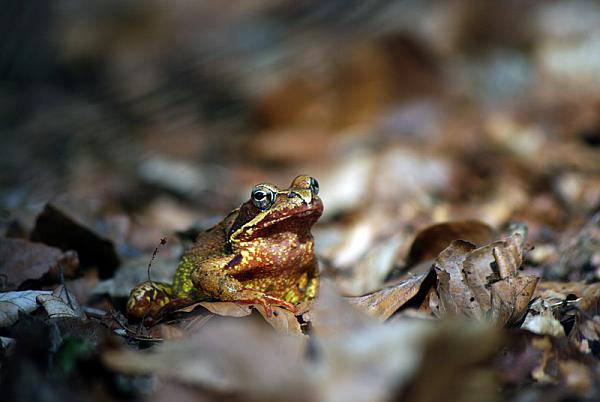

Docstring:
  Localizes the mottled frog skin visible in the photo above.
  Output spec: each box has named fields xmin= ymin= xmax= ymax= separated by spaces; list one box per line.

xmin=127 ymin=175 xmax=323 ymax=320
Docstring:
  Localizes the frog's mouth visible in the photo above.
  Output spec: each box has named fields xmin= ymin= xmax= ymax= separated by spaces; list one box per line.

xmin=258 ymin=202 xmax=321 ymax=229
xmin=234 ymin=198 xmax=323 ymax=240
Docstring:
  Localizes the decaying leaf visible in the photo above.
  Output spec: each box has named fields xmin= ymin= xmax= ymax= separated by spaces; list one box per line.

xmin=347 ymin=269 xmax=432 ymax=320
xmin=432 ymin=240 xmax=480 ymax=318
xmin=532 ymin=281 xmax=600 ymax=356
xmin=255 ymin=305 xmax=303 ymax=335
xmin=406 ymin=220 xmax=496 ymax=267
xmin=431 ymin=223 xmax=538 ymax=325
xmin=103 ymin=317 xmax=311 ymax=400
xmin=311 ymin=282 xmax=502 ymax=402
xmin=37 ymin=285 xmax=86 ymax=320
xmin=0 ymin=237 xmax=79 ymax=291
xmin=0 ymin=290 xmax=52 ymax=327
xmin=173 ymin=300 xmax=304 ymax=335
xmin=343 ymin=223 xmax=537 ymax=325
xmin=106 ymin=281 xmax=503 ymax=402
xmin=192 ymin=301 xmax=253 ymax=317
xmin=490 ymin=276 xmax=538 ymax=325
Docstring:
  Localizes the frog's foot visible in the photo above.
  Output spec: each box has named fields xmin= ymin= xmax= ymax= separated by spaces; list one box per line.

xmin=127 ymin=281 xmax=173 ymax=320
xmin=234 ymin=292 xmax=297 ymax=317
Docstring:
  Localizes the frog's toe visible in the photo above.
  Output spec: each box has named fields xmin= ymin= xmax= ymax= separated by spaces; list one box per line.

xmin=263 ymin=294 xmax=297 ymax=314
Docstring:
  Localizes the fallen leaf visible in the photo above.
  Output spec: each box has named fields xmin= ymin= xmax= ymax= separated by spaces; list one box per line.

xmin=0 ymin=290 xmax=52 ymax=327
xmin=490 ymin=276 xmax=538 ymax=325
xmin=346 ymin=269 xmax=433 ymax=320
xmin=37 ymin=285 xmax=86 ymax=320
xmin=433 ymin=240 xmax=480 ymax=319
xmin=0 ymin=237 xmax=79 ymax=291
xmin=103 ymin=317 xmax=311 ymax=400
xmin=533 ymin=281 xmax=600 ymax=356
xmin=406 ymin=220 xmax=496 ymax=267
xmin=193 ymin=301 xmax=253 ymax=317
xmin=430 ymin=223 xmax=538 ymax=325
xmin=255 ymin=305 xmax=303 ymax=335
xmin=177 ymin=301 xmax=303 ymax=335
xmin=310 ymin=282 xmax=502 ymax=402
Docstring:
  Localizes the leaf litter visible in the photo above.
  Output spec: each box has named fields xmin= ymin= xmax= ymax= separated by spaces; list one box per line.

xmin=2 ymin=2 xmax=600 ymax=402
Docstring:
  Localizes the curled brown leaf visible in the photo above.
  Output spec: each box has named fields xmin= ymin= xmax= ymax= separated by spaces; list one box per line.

xmin=430 ymin=223 xmax=537 ymax=325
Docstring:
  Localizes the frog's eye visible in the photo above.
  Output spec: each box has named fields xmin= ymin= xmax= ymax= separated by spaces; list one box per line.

xmin=251 ymin=186 xmax=275 ymax=210
xmin=309 ymin=177 xmax=319 ymax=195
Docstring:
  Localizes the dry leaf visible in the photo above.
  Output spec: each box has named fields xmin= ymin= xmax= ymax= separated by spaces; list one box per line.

xmin=255 ymin=305 xmax=303 ymax=335
xmin=406 ymin=220 xmax=496 ymax=267
xmin=533 ymin=281 xmax=600 ymax=356
xmin=430 ymin=223 xmax=538 ymax=325
xmin=0 ymin=237 xmax=79 ymax=291
xmin=433 ymin=240 xmax=480 ymax=318
xmin=311 ymin=282 xmax=502 ymax=402
xmin=490 ymin=276 xmax=538 ymax=325
xmin=37 ymin=285 xmax=86 ymax=319
xmin=103 ymin=317 xmax=311 ymax=400
xmin=175 ymin=301 xmax=302 ymax=335
xmin=346 ymin=269 xmax=432 ymax=320
xmin=310 ymin=281 xmax=436 ymax=402
xmin=0 ymin=290 xmax=52 ymax=327
xmin=192 ymin=301 xmax=253 ymax=317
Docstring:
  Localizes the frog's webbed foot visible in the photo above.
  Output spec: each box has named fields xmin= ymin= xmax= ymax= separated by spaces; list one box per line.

xmin=127 ymin=281 xmax=174 ymax=320
xmin=230 ymin=290 xmax=297 ymax=317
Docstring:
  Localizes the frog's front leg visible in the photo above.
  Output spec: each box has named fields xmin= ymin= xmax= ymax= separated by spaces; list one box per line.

xmin=190 ymin=255 xmax=296 ymax=316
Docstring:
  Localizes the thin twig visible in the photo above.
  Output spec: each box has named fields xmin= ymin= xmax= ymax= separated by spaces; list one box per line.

xmin=140 ymin=237 xmax=168 ymax=332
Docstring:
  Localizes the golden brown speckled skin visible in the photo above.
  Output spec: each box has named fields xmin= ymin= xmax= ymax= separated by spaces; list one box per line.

xmin=127 ymin=175 xmax=323 ymax=320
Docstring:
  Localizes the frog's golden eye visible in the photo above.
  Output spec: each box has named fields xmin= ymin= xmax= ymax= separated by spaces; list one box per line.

xmin=309 ymin=177 xmax=319 ymax=195
xmin=251 ymin=186 xmax=276 ymax=210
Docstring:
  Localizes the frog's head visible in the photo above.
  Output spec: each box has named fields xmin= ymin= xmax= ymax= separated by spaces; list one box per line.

xmin=228 ymin=175 xmax=323 ymax=243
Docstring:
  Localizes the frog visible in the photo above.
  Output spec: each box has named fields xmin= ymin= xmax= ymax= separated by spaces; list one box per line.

xmin=126 ymin=175 xmax=323 ymax=321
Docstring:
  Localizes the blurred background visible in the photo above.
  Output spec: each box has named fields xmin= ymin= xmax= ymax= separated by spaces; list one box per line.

xmin=1 ymin=0 xmax=600 ymax=292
